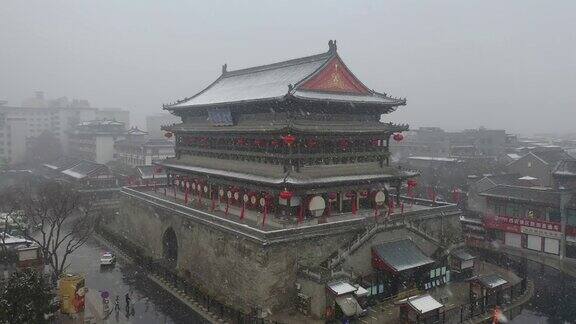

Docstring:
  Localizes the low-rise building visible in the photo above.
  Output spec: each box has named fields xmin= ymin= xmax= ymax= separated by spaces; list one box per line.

xmin=506 ymin=147 xmax=573 ymax=187
xmin=114 ymin=128 xmax=174 ymax=167
xmin=68 ymin=119 xmax=126 ymax=164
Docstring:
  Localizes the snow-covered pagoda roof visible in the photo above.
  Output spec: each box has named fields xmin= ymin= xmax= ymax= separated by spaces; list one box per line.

xmin=164 ymin=40 xmax=406 ymax=111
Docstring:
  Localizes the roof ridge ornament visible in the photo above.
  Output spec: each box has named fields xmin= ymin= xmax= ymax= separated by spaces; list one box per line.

xmin=328 ymin=40 xmax=337 ymax=53
xmin=222 ymin=63 xmax=228 ymax=75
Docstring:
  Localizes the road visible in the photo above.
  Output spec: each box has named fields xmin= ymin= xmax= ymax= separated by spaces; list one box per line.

xmin=64 ymin=234 xmax=208 ymax=324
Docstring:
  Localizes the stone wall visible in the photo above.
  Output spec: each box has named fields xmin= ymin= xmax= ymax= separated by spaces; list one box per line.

xmin=103 ymin=193 xmax=359 ymax=314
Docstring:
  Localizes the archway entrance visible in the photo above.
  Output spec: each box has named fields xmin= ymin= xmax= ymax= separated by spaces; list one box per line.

xmin=162 ymin=227 xmax=178 ymax=266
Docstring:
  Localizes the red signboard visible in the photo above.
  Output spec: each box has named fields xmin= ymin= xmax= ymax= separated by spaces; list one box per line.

xmin=483 ymin=214 xmax=562 ymax=233
xmin=483 ymin=215 xmax=521 ymax=233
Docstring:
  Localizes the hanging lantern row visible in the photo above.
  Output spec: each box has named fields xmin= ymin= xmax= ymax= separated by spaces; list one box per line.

xmin=177 ymin=134 xmax=392 ymax=149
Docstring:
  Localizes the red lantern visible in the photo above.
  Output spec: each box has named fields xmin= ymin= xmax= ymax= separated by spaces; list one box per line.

xmin=345 ymin=191 xmax=356 ymax=199
xmin=164 ymin=132 xmax=173 ymax=139
xmin=407 ymin=179 xmax=417 ymax=188
xmin=328 ymin=192 xmax=337 ymax=200
xmin=279 ymin=190 xmax=293 ymax=200
xmin=393 ymin=133 xmax=404 ymax=141
xmin=237 ymin=138 xmax=246 ymax=145
xmin=370 ymin=139 xmax=380 ymax=146
xmin=282 ymin=134 xmax=296 ymax=146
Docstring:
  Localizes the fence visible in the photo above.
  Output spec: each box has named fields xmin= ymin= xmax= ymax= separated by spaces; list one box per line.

xmin=96 ymin=227 xmax=279 ymax=324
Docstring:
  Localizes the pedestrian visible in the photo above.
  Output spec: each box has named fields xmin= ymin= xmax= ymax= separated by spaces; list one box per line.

xmin=114 ymin=295 xmax=120 ymax=311
xmin=125 ymin=292 xmax=131 ymax=308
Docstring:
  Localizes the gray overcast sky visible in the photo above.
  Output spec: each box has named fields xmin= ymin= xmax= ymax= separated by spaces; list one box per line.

xmin=1 ymin=0 xmax=575 ymax=134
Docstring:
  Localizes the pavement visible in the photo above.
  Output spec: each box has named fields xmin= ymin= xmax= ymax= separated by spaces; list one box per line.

xmin=54 ymin=233 xmax=209 ymax=324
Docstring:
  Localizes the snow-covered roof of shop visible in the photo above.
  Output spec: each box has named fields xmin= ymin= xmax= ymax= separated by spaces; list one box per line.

xmin=477 ymin=274 xmax=508 ymax=289
xmin=406 ymin=294 xmax=443 ymax=314
xmin=452 ymin=249 xmax=475 ymax=261
xmin=506 ymin=153 xmax=522 ymax=160
xmin=61 ymin=160 xmax=106 ymax=179
xmin=518 ymin=176 xmax=538 ymax=181
xmin=43 ymin=156 xmax=82 ymax=171
xmin=372 ymin=239 xmax=434 ymax=272
xmin=328 ymin=281 xmax=357 ymax=296
xmin=408 ymin=156 xmax=459 ymax=162
xmin=165 ymin=41 xmax=405 ymax=110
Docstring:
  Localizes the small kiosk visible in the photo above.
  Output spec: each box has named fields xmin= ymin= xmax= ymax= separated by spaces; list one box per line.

xmin=450 ymin=249 xmax=476 ymax=280
xmin=469 ymin=274 xmax=509 ymax=308
xmin=371 ymin=239 xmax=435 ymax=298
xmin=399 ymin=294 xmax=444 ymax=324
xmin=326 ymin=281 xmax=365 ymax=320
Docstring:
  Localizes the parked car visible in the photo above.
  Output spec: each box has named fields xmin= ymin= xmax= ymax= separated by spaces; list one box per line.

xmin=100 ymin=252 xmax=116 ymax=266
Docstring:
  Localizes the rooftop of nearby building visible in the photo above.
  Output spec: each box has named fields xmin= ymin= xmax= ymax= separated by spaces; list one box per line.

xmin=553 ymin=159 xmax=576 ymax=177
xmin=479 ymin=185 xmax=560 ymax=206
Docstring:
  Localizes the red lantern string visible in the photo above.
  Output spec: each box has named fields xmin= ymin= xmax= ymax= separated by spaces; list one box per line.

xmin=388 ymin=198 xmax=395 ymax=218
xmin=184 ymin=181 xmax=189 ymax=204
xmin=240 ymin=202 xmax=246 ymax=220
xmin=374 ymin=204 xmax=379 ymax=219
xmin=262 ymin=201 xmax=268 ymax=228
xmin=298 ymin=197 xmax=307 ymax=224
xmin=225 ymin=198 xmax=229 ymax=215
xmin=351 ymin=196 xmax=358 ymax=215
xmin=211 ymin=194 xmax=216 ymax=212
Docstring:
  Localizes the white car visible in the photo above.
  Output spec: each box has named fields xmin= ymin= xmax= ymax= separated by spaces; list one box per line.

xmin=100 ymin=252 xmax=116 ymax=266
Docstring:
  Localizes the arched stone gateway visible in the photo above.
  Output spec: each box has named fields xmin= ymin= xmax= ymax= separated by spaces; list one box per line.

xmin=162 ymin=227 xmax=178 ymax=266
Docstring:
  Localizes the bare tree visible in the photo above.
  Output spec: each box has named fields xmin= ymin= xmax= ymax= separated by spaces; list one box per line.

xmin=2 ymin=181 xmax=101 ymax=281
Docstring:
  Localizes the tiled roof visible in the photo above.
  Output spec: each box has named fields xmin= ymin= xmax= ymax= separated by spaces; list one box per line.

xmin=165 ymin=42 xmax=405 ymax=110
xmin=372 ymin=239 xmax=434 ymax=272
xmin=158 ymin=156 xmax=413 ymax=186
xmin=43 ymin=156 xmax=81 ymax=171
xmin=532 ymin=149 xmax=573 ymax=165
xmin=61 ymin=160 xmax=108 ymax=179
xmin=553 ymin=159 xmax=576 ymax=177
xmin=479 ymin=185 xmax=560 ymax=206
